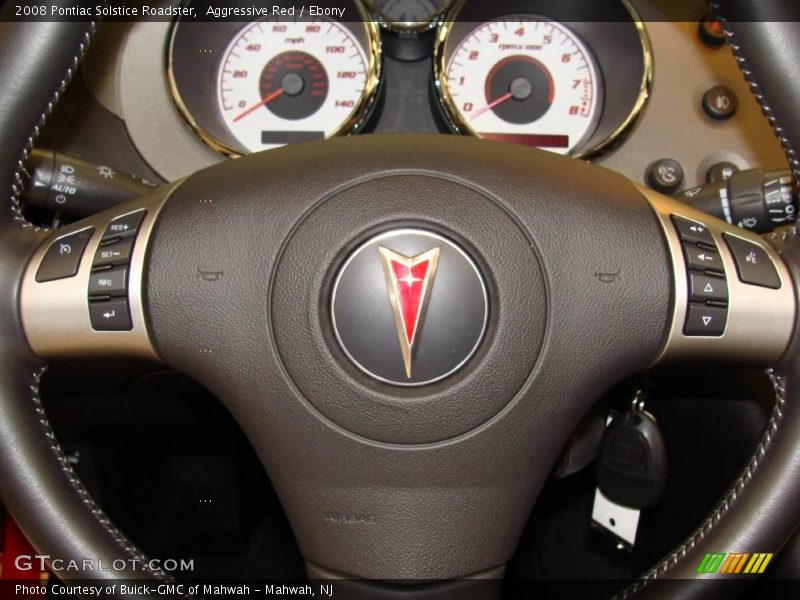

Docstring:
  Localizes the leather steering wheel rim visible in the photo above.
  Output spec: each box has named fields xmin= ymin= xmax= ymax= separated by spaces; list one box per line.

xmin=0 ymin=19 xmax=173 ymax=584
xmin=0 ymin=4 xmax=799 ymax=599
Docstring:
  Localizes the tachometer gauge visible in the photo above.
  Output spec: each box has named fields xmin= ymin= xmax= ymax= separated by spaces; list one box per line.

xmin=218 ymin=19 xmax=377 ymax=153
xmin=438 ymin=16 xmax=602 ymax=155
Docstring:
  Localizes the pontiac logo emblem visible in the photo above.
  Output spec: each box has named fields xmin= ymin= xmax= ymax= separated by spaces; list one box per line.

xmin=331 ymin=229 xmax=487 ymax=387
xmin=378 ymin=247 xmax=441 ymax=378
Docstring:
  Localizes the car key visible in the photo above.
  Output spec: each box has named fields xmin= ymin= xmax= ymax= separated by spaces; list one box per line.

xmin=591 ymin=391 xmax=667 ymax=549
xmin=596 ymin=393 xmax=668 ymax=509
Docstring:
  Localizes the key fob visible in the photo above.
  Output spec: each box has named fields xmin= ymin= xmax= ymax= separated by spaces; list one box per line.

xmin=596 ymin=409 xmax=667 ymax=509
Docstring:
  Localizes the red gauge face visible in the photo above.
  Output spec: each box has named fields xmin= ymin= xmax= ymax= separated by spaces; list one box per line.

xmin=445 ymin=16 xmax=603 ymax=155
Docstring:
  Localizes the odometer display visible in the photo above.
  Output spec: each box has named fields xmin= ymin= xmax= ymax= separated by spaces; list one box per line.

xmin=218 ymin=19 xmax=373 ymax=153
xmin=442 ymin=17 xmax=603 ymax=155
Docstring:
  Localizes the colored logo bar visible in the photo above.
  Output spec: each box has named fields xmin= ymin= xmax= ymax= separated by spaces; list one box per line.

xmin=697 ymin=552 xmax=773 ymax=575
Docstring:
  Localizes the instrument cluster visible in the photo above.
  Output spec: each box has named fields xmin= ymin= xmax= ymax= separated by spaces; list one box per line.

xmin=168 ymin=0 xmax=651 ymax=159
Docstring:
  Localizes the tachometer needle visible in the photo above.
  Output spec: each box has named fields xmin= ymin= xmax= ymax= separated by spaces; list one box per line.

xmin=233 ymin=88 xmax=286 ymax=123
xmin=468 ymin=91 xmax=514 ymax=122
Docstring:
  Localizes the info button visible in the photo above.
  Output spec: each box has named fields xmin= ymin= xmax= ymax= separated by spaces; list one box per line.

xmin=88 ymin=266 xmax=128 ymax=297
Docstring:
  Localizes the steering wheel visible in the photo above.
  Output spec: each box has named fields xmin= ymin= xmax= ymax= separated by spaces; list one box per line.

xmin=2 ymin=3 xmax=800 ymax=599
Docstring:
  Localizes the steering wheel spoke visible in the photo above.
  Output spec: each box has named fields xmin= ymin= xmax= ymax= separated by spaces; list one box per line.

xmin=19 ymin=185 xmax=175 ymax=361
xmin=643 ymin=188 xmax=796 ymax=365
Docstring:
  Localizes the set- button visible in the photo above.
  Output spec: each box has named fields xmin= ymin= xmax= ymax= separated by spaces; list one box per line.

xmin=88 ymin=209 xmax=146 ymax=331
xmin=671 ymin=216 xmax=728 ymax=337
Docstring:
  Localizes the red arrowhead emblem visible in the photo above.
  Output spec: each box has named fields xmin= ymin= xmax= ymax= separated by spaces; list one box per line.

xmin=378 ymin=246 xmax=441 ymax=379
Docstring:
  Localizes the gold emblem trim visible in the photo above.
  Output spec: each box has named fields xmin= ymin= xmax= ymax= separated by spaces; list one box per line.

xmin=378 ymin=246 xmax=441 ymax=378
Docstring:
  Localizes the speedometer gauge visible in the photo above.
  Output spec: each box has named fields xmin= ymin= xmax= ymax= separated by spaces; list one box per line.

xmin=218 ymin=19 xmax=375 ymax=153
xmin=168 ymin=8 xmax=381 ymax=158
xmin=439 ymin=17 xmax=602 ymax=155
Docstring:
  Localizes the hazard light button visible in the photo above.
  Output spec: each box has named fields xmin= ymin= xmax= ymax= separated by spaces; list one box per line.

xmin=685 ymin=303 xmax=727 ymax=337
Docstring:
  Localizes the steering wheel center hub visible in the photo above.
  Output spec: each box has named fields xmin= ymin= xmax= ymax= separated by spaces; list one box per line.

xmin=268 ymin=171 xmax=547 ymax=445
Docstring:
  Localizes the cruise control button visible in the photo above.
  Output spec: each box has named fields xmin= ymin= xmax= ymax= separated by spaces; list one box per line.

xmin=689 ymin=273 xmax=728 ymax=303
xmin=672 ymin=216 xmax=715 ymax=246
xmin=683 ymin=243 xmax=724 ymax=273
xmin=685 ymin=303 xmax=727 ymax=336
xmin=35 ymin=228 xmax=94 ymax=283
xmin=103 ymin=210 xmax=146 ymax=240
xmin=723 ymin=234 xmax=781 ymax=289
xmin=93 ymin=237 xmax=134 ymax=267
xmin=89 ymin=298 xmax=132 ymax=331
xmin=88 ymin=266 xmax=128 ymax=297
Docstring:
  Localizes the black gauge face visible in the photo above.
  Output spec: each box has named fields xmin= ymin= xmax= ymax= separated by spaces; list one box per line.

xmin=258 ymin=51 xmax=330 ymax=121
xmin=484 ymin=56 xmax=554 ymax=125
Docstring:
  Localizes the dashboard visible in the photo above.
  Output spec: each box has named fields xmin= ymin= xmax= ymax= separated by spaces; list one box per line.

xmin=77 ymin=0 xmax=788 ymax=191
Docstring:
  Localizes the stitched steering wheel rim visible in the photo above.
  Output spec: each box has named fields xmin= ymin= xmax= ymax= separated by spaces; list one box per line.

xmin=0 ymin=8 xmax=799 ymax=600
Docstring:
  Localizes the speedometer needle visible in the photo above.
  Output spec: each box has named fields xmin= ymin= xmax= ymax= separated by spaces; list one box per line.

xmin=233 ymin=88 xmax=286 ymax=123
xmin=468 ymin=91 xmax=514 ymax=122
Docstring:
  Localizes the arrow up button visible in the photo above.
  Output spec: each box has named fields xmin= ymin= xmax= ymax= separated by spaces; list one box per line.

xmin=689 ymin=273 xmax=728 ymax=303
